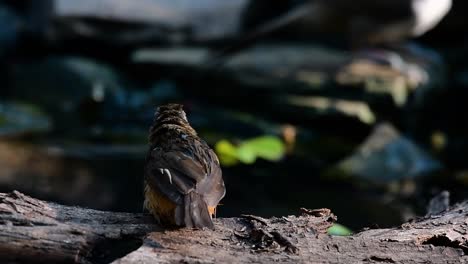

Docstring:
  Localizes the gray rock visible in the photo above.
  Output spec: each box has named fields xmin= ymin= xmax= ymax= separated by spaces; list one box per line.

xmin=426 ymin=190 xmax=450 ymax=216
xmin=9 ymin=56 xmax=125 ymax=112
xmin=335 ymin=123 xmax=442 ymax=182
xmin=54 ymin=0 xmax=248 ymax=43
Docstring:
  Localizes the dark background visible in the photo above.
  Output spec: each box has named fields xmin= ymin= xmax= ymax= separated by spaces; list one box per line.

xmin=0 ymin=0 xmax=467 ymax=231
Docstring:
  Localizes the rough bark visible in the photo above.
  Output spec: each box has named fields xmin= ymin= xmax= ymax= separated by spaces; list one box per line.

xmin=0 ymin=191 xmax=160 ymax=264
xmin=0 ymin=191 xmax=467 ymax=264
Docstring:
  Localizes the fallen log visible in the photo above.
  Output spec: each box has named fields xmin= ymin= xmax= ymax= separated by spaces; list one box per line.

xmin=0 ymin=191 xmax=466 ymax=264
xmin=0 ymin=191 xmax=159 ymax=264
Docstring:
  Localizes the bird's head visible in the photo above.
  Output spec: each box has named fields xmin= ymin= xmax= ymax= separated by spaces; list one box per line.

xmin=149 ymin=103 xmax=197 ymax=146
xmin=154 ymin=103 xmax=188 ymax=123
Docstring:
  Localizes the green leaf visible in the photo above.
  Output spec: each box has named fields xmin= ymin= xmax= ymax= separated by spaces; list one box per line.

xmin=241 ymin=136 xmax=285 ymax=161
xmin=215 ymin=140 xmax=239 ymax=166
xmin=214 ymin=135 xmax=285 ymax=166
xmin=236 ymin=144 xmax=257 ymax=164
xmin=328 ymin=223 xmax=352 ymax=236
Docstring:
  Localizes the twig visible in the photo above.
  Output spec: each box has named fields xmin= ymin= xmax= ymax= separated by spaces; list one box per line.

xmin=241 ymin=214 xmax=269 ymax=226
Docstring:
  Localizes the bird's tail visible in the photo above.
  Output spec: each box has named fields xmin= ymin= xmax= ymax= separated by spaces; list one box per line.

xmin=175 ymin=192 xmax=214 ymax=229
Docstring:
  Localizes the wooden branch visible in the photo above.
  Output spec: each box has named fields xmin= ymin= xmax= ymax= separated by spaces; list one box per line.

xmin=115 ymin=205 xmax=468 ymax=264
xmin=0 ymin=191 xmax=160 ymax=264
xmin=0 ymin=191 xmax=467 ymax=264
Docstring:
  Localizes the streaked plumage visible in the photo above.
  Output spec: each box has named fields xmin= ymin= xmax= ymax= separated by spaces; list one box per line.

xmin=143 ymin=104 xmax=225 ymax=229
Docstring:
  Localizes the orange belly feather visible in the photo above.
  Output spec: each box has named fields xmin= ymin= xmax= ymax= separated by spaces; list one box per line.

xmin=144 ymin=183 xmax=177 ymax=225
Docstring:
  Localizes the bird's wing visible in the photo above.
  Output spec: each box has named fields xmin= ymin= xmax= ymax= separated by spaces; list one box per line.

xmin=144 ymin=146 xmax=209 ymax=205
xmin=196 ymin=149 xmax=226 ymax=207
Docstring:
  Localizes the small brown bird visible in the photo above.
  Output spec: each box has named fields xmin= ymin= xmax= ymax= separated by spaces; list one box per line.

xmin=143 ymin=104 xmax=226 ymax=229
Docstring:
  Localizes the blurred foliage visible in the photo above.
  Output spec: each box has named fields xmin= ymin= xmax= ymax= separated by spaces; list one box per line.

xmin=0 ymin=102 xmax=51 ymax=137
xmin=215 ymin=136 xmax=285 ymax=166
xmin=328 ymin=223 xmax=353 ymax=236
